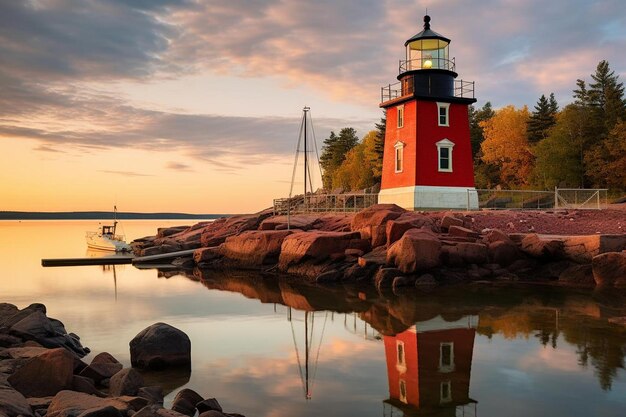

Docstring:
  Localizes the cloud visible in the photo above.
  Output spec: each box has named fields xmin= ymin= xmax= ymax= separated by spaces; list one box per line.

xmin=2 ymin=0 xmax=626 ymax=172
xmin=99 ymin=170 xmax=154 ymax=177
xmin=166 ymin=161 xmax=193 ymax=171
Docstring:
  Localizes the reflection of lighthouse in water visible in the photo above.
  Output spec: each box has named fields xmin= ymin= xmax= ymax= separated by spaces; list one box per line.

xmin=383 ymin=315 xmax=478 ymax=416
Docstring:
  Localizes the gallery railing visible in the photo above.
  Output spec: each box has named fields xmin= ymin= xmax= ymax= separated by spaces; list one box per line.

xmin=381 ymin=79 xmax=475 ymax=103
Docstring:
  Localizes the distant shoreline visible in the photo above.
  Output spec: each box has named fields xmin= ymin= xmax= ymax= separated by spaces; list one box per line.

xmin=0 ymin=211 xmax=229 ymax=220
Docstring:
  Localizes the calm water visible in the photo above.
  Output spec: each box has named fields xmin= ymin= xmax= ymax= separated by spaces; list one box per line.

xmin=1 ymin=220 xmax=626 ymax=417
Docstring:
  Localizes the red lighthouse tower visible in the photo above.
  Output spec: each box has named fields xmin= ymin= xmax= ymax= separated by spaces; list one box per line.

xmin=379 ymin=16 xmax=478 ymax=210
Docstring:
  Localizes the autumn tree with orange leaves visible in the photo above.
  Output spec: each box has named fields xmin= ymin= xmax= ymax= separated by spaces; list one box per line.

xmin=479 ymin=105 xmax=533 ymax=188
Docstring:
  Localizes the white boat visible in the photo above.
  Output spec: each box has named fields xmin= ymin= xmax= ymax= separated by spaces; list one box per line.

xmin=85 ymin=207 xmax=131 ymax=252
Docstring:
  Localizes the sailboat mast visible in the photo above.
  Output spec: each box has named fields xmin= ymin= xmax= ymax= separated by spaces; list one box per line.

xmin=303 ymin=106 xmax=310 ymax=209
xmin=305 ymin=311 xmax=310 ymax=399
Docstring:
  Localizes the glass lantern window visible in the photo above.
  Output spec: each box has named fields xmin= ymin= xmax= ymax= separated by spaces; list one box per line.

xmin=407 ymin=39 xmax=449 ymax=70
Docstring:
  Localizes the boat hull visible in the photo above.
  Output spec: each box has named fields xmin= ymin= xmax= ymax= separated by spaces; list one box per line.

xmin=86 ymin=232 xmax=131 ymax=252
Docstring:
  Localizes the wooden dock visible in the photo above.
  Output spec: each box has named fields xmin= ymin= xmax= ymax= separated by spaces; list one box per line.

xmin=42 ymin=256 xmax=134 ymax=267
xmin=131 ymin=249 xmax=196 ymax=264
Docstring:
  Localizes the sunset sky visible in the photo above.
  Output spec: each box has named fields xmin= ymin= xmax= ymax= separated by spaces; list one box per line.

xmin=1 ymin=0 xmax=625 ymax=214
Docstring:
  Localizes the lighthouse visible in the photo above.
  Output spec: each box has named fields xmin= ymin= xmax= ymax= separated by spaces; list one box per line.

xmin=378 ymin=15 xmax=478 ymax=210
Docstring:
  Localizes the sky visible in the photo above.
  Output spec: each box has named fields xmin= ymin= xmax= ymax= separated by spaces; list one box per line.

xmin=1 ymin=0 xmax=625 ymax=214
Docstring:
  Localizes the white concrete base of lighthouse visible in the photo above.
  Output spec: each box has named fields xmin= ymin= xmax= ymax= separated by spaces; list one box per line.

xmin=378 ymin=185 xmax=479 ymax=210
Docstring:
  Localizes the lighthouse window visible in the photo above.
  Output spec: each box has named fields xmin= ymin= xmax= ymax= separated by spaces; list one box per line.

xmin=394 ymin=141 xmax=405 ymax=173
xmin=439 ymin=342 xmax=455 ymax=372
xmin=436 ymin=139 xmax=455 ymax=173
xmin=397 ymin=105 xmax=404 ymax=128
xmin=440 ymin=381 xmax=452 ymax=403
xmin=399 ymin=380 xmax=408 ymax=403
xmin=437 ymin=102 xmax=450 ymax=127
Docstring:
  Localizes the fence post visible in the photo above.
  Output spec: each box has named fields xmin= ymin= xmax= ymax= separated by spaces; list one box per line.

xmin=554 ymin=187 xmax=558 ymax=209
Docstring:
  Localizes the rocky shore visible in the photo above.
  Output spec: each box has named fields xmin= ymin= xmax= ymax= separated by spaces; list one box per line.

xmin=0 ymin=303 xmax=243 ymax=417
xmin=131 ymin=204 xmax=626 ymax=290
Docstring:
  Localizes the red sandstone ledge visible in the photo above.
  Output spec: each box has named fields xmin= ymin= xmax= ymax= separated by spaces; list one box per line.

xmin=132 ymin=204 xmax=626 ymax=290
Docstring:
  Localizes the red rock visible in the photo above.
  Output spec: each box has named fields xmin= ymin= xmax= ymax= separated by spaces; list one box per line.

xmin=79 ymin=352 xmax=122 ymax=383
xmin=440 ymin=245 xmax=464 ymax=267
xmin=392 ymin=276 xmax=415 ymax=291
xmin=196 ymin=399 xmax=223 ymax=414
xmin=72 ymin=375 xmax=105 ymax=397
xmin=0 ymin=386 xmax=33 ymax=417
xmin=219 ymin=230 xmax=292 ymax=265
xmin=193 ymin=247 xmax=221 ymax=264
xmin=441 ymin=214 xmax=464 ymax=231
xmin=357 ymin=246 xmax=388 ymax=268
xmin=199 ymin=210 xmax=273 ymax=247
xmin=564 ymin=235 xmax=626 ymax=263
xmin=484 ymin=229 xmax=513 ymax=244
xmin=8 ymin=348 xmax=74 ymax=397
xmin=345 ymin=248 xmax=365 ymax=258
xmin=374 ymin=268 xmax=402 ymax=290
xmin=109 ymin=368 xmax=144 ymax=397
xmin=386 ymin=213 xmax=437 ymax=246
xmin=520 ymin=234 xmax=564 ymax=259
xmin=129 ymin=323 xmax=191 ymax=370
xmin=351 ymin=204 xmax=405 ymax=247
xmin=592 ymin=252 xmax=626 ymax=287
xmin=171 ymin=388 xmax=204 ymax=417
xmin=386 ymin=229 xmax=442 ymax=273
xmin=456 ymin=242 xmax=489 ymax=264
xmin=46 ymin=391 xmax=133 ymax=417
xmin=259 ymin=215 xmax=318 ymax=231
xmin=559 ymin=264 xmax=594 ymax=286
xmin=448 ymin=225 xmax=480 ymax=239
xmin=278 ymin=231 xmax=360 ymax=271
xmin=489 ymin=240 xmax=521 ymax=266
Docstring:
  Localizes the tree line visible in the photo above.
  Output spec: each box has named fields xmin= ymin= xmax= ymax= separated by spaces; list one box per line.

xmin=319 ymin=59 xmax=625 ymax=193
xmin=473 ymin=60 xmax=625 ymax=191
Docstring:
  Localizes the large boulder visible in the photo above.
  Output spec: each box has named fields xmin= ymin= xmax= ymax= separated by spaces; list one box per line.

xmin=130 ymin=323 xmax=191 ymax=370
xmin=592 ymin=252 xmax=626 ymax=287
xmin=5 ymin=305 xmax=87 ymax=357
xmin=7 ymin=347 xmax=74 ymax=397
xmin=563 ymin=235 xmax=626 ymax=263
xmin=386 ymin=228 xmax=442 ymax=274
xmin=440 ymin=214 xmax=464 ymax=231
xmin=385 ymin=212 xmax=437 ymax=246
xmin=278 ymin=231 xmax=361 ymax=272
xmin=351 ymin=204 xmax=405 ymax=247
xmin=219 ymin=230 xmax=292 ymax=265
xmin=199 ymin=210 xmax=274 ymax=247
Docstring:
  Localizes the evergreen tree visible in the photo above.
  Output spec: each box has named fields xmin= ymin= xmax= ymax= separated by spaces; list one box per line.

xmin=372 ymin=111 xmax=386 ymax=183
xmin=589 ymin=60 xmax=626 ymax=132
xmin=469 ymin=102 xmax=494 ymax=157
xmin=527 ymin=94 xmax=558 ymax=144
xmin=319 ymin=128 xmax=359 ymax=190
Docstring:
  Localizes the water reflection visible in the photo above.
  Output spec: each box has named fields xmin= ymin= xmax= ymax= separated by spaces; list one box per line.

xmin=170 ymin=267 xmax=626 ymax=396
xmin=2 ymin=221 xmax=626 ymax=417
xmin=383 ymin=316 xmax=477 ymax=416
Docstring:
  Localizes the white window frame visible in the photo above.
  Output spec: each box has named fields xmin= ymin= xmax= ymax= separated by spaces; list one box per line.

xmin=440 ymin=381 xmax=452 ymax=403
xmin=397 ymin=105 xmax=404 ymax=128
xmin=439 ymin=342 xmax=455 ymax=373
xmin=394 ymin=141 xmax=405 ymax=173
xmin=396 ymin=340 xmax=407 ymax=373
xmin=436 ymin=138 xmax=454 ymax=173
xmin=437 ymin=102 xmax=450 ymax=127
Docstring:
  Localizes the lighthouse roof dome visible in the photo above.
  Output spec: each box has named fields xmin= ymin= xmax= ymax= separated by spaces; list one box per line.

xmin=404 ymin=15 xmax=450 ymax=46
